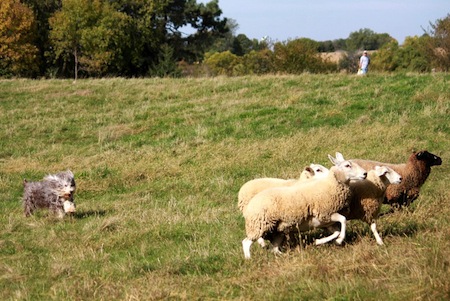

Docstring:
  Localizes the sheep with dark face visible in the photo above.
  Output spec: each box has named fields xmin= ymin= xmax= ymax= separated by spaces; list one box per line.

xmin=350 ymin=150 xmax=442 ymax=209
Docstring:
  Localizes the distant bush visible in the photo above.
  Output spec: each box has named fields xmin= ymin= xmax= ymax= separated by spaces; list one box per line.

xmin=272 ymin=38 xmax=335 ymax=74
xmin=370 ymin=41 xmax=399 ymax=72
xmin=242 ymin=50 xmax=274 ymax=74
xmin=204 ymin=51 xmax=242 ymax=76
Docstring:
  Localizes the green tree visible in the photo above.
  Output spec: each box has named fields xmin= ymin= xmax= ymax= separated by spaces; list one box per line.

xmin=49 ymin=0 xmax=131 ymax=79
xmin=49 ymin=0 xmax=89 ymax=79
xmin=204 ymin=51 xmax=241 ymax=76
xmin=169 ymin=0 xmax=228 ymax=62
xmin=22 ymin=0 xmax=61 ymax=76
xmin=242 ymin=49 xmax=274 ymax=74
xmin=426 ymin=14 xmax=450 ymax=71
xmin=0 ymin=0 xmax=39 ymax=77
xmin=370 ymin=40 xmax=399 ymax=72
xmin=208 ymin=18 xmax=238 ymax=53
xmin=272 ymin=38 xmax=332 ymax=74
xmin=108 ymin=0 xmax=228 ymax=75
xmin=396 ymin=36 xmax=431 ymax=72
xmin=149 ymin=43 xmax=181 ymax=77
xmin=318 ymin=40 xmax=335 ymax=52
xmin=346 ymin=28 xmax=393 ymax=51
xmin=78 ymin=3 xmax=132 ymax=76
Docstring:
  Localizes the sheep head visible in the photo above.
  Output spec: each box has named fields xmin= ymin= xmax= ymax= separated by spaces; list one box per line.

xmin=374 ymin=166 xmax=402 ymax=184
xmin=415 ymin=150 xmax=442 ymax=167
xmin=328 ymin=152 xmax=367 ymax=182
xmin=309 ymin=163 xmax=330 ymax=179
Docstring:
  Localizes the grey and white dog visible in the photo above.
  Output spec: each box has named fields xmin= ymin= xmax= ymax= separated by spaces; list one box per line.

xmin=22 ymin=170 xmax=76 ymax=218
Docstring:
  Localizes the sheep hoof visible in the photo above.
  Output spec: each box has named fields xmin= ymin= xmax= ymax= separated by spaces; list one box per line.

xmin=272 ymin=247 xmax=283 ymax=256
xmin=257 ymin=237 xmax=266 ymax=248
xmin=335 ymin=237 xmax=344 ymax=245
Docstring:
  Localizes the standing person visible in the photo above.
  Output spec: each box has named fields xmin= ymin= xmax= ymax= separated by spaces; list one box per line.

xmin=358 ymin=50 xmax=370 ymax=75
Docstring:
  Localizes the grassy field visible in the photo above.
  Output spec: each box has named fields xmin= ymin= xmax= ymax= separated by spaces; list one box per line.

xmin=0 ymin=73 xmax=448 ymax=300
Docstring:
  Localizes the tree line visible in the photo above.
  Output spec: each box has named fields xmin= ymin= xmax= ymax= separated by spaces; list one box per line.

xmin=1 ymin=0 xmax=449 ymax=78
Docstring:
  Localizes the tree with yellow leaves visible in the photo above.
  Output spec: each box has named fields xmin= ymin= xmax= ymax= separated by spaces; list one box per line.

xmin=0 ymin=0 xmax=39 ymax=77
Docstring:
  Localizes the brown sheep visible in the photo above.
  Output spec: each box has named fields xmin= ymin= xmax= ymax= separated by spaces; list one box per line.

xmin=344 ymin=166 xmax=402 ymax=245
xmin=350 ymin=150 xmax=442 ymax=209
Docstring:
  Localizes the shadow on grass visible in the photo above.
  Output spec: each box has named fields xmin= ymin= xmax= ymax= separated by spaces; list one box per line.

xmin=279 ymin=218 xmax=420 ymax=250
xmin=71 ymin=209 xmax=110 ymax=219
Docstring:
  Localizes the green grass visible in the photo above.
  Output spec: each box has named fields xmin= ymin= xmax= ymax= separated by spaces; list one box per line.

xmin=0 ymin=73 xmax=449 ymax=300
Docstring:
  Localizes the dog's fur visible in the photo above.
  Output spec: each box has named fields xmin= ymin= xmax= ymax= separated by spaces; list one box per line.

xmin=23 ymin=170 xmax=76 ymax=218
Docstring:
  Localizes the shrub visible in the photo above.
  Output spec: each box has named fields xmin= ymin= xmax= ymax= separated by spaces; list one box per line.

xmin=203 ymin=51 xmax=242 ymax=76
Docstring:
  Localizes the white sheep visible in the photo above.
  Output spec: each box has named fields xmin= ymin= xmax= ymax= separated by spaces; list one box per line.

xmin=238 ymin=164 xmax=330 ymax=249
xmin=242 ymin=153 xmax=367 ymax=259
xmin=333 ymin=166 xmax=402 ymax=245
xmin=237 ymin=164 xmax=330 ymax=212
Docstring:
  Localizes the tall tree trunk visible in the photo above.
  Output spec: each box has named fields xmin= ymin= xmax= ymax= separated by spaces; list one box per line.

xmin=73 ymin=47 xmax=78 ymax=81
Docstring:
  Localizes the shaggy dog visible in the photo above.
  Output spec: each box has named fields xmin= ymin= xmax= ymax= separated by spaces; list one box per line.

xmin=22 ymin=170 xmax=76 ymax=218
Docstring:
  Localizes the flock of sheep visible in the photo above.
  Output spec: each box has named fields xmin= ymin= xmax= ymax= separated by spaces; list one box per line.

xmin=238 ymin=150 xmax=442 ymax=259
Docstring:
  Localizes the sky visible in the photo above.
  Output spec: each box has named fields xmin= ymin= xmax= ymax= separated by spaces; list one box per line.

xmin=214 ymin=0 xmax=449 ymax=44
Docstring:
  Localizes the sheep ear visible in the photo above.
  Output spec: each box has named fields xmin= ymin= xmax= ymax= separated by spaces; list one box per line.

xmin=374 ymin=166 xmax=388 ymax=177
xmin=328 ymin=154 xmax=337 ymax=165
xmin=335 ymin=152 xmax=345 ymax=162
xmin=416 ymin=151 xmax=425 ymax=159
xmin=305 ymin=166 xmax=314 ymax=175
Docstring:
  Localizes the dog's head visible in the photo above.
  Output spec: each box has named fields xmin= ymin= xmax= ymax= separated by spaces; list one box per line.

xmin=44 ymin=170 xmax=76 ymax=199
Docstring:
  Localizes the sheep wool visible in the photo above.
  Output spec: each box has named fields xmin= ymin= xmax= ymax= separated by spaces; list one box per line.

xmin=237 ymin=165 xmax=328 ymax=212
xmin=243 ymin=166 xmax=352 ymax=242
xmin=346 ymin=168 xmax=396 ymax=224
xmin=351 ymin=150 xmax=442 ymax=208
xmin=238 ymin=177 xmax=297 ymax=212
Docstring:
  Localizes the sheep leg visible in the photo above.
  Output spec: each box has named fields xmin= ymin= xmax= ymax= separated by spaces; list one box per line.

xmin=370 ymin=222 xmax=384 ymax=245
xmin=331 ymin=213 xmax=347 ymax=245
xmin=242 ymin=238 xmax=253 ymax=259
xmin=270 ymin=233 xmax=284 ymax=255
xmin=315 ymin=231 xmax=340 ymax=245
xmin=257 ymin=237 xmax=266 ymax=248
xmin=315 ymin=213 xmax=346 ymax=245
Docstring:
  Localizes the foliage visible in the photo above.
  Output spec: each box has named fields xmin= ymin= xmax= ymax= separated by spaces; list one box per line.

xmin=203 ymin=50 xmax=241 ymax=75
xmin=0 ymin=0 xmax=39 ymax=77
xmin=49 ymin=0 xmax=132 ymax=79
xmin=370 ymin=40 xmax=400 ymax=72
xmin=346 ymin=28 xmax=394 ymax=51
xmin=22 ymin=0 xmax=61 ymax=75
xmin=426 ymin=13 xmax=450 ymax=71
xmin=338 ymin=51 xmax=360 ymax=73
xmin=242 ymin=49 xmax=274 ymax=74
xmin=163 ymin=0 xmax=228 ymax=63
xmin=106 ymin=0 xmax=228 ymax=73
xmin=0 ymin=74 xmax=448 ymax=300
xmin=207 ymin=18 xmax=238 ymax=53
xmin=0 ymin=1 xmax=448 ymax=78
xmin=272 ymin=38 xmax=334 ymax=74
xmin=318 ymin=40 xmax=336 ymax=52
xmin=148 ymin=43 xmax=182 ymax=77
xmin=396 ymin=36 xmax=432 ymax=72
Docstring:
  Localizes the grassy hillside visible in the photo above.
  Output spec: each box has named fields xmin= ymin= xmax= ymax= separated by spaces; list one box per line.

xmin=0 ymin=73 xmax=448 ymax=300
